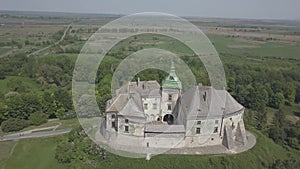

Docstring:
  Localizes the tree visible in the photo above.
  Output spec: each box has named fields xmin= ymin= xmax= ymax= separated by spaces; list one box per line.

xmin=295 ymin=85 xmax=300 ymax=104
xmin=1 ymin=118 xmax=29 ymax=132
xmin=255 ymin=104 xmax=267 ymax=130
xmin=29 ymin=112 xmax=47 ymax=126
xmin=269 ymin=92 xmax=284 ymax=109
xmin=0 ymin=71 xmax=5 ymax=80
xmin=54 ymin=89 xmax=73 ymax=110
xmin=268 ymin=126 xmax=286 ymax=145
xmin=283 ymin=83 xmax=296 ymax=105
xmin=77 ymin=94 xmax=100 ymax=118
xmin=274 ymin=106 xmax=286 ymax=128
xmin=227 ymin=77 xmax=236 ymax=93
xmin=7 ymin=78 xmax=27 ymax=92
xmin=42 ymin=91 xmax=57 ymax=118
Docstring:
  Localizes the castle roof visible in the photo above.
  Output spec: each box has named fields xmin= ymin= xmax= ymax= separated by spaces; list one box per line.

xmin=116 ymin=80 xmax=161 ymax=98
xmin=118 ymin=97 xmax=145 ymax=119
xmin=162 ymin=61 xmax=182 ymax=90
xmin=179 ymin=85 xmax=243 ymax=119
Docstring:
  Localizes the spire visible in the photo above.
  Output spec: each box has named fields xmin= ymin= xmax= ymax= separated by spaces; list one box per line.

xmin=162 ymin=61 xmax=182 ymax=90
xmin=170 ymin=60 xmax=175 ymax=74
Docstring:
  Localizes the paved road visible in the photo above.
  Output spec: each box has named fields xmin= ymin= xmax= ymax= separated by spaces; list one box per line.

xmin=0 ymin=128 xmax=71 ymax=142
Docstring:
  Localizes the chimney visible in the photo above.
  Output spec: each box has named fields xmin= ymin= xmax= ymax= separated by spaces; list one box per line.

xmin=137 ymin=77 xmax=140 ymax=86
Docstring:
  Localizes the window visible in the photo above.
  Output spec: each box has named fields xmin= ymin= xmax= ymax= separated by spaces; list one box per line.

xmin=144 ymin=103 xmax=148 ymax=110
xmin=112 ymin=114 xmax=115 ymax=119
xmin=167 ymin=104 xmax=172 ymax=110
xmin=168 ymin=94 xmax=172 ymax=101
xmin=230 ymin=118 xmax=232 ymax=121
xmin=214 ymin=127 xmax=218 ymax=133
xmin=196 ymin=128 xmax=201 ymax=134
xmin=197 ymin=121 xmax=201 ymax=125
xmin=125 ymin=126 xmax=129 ymax=132
xmin=125 ymin=119 xmax=129 ymax=123
xmin=215 ymin=120 xmax=218 ymax=124
xmin=153 ymin=103 xmax=157 ymax=109
xmin=112 ymin=121 xmax=115 ymax=128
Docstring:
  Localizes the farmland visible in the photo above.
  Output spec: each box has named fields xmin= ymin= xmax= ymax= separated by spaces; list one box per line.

xmin=0 ymin=11 xmax=299 ymax=169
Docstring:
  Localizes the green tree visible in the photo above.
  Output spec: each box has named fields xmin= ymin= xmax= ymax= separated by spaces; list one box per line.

xmin=1 ymin=118 xmax=29 ymax=132
xmin=295 ymin=85 xmax=300 ymax=104
xmin=274 ymin=107 xmax=286 ymax=128
xmin=29 ymin=112 xmax=47 ymax=126
xmin=269 ymin=92 xmax=284 ymax=109
xmin=283 ymin=83 xmax=296 ymax=105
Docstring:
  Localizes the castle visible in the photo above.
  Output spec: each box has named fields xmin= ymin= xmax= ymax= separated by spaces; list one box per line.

xmin=100 ymin=62 xmax=249 ymax=155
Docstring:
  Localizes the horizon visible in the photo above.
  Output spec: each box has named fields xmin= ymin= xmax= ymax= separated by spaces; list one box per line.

xmin=0 ymin=0 xmax=299 ymax=20
xmin=0 ymin=9 xmax=299 ymax=22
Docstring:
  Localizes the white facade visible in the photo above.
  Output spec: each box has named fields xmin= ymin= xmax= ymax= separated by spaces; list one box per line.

xmin=102 ymin=65 xmax=248 ymax=150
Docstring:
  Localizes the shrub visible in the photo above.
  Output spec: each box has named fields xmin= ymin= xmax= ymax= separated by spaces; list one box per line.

xmin=1 ymin=118 xmax=29 ymax=132
xmin=29 ymin=112 xmax=47 ymax=126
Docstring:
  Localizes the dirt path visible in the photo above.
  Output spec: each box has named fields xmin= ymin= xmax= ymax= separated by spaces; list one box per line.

xmin=27 ymin=24 xmax=71 ymax=57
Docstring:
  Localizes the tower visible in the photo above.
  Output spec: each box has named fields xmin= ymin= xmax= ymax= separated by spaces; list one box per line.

xmin=160 ymin=61 xmax=182 ymax=124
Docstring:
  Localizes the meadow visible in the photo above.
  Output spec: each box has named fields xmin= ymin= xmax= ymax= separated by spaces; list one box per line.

xmin=0 ymin=11 xmax=299 ymax=169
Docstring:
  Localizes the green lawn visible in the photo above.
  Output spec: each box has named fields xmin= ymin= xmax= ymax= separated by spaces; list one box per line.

xmin=1 ymin=128 xmax=299 ymax=169
xmin=0 ymin=141 xmax=18 ymax=169
xmin=4 ymin=136 xmax=67 ymax=169
xmin=100 ymin=128 xmax=299 ymax=169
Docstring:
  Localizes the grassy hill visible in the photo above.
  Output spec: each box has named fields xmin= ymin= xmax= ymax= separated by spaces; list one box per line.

xmin=1 ymin=127 xmax=299 ymax=169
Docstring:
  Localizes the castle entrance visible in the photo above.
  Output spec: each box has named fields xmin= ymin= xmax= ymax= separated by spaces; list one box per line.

xmin=163 ymin=114 xmax=174 ymax=125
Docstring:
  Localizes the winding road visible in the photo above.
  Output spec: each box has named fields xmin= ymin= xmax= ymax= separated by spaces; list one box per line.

xmin=0 ymin=128 xmax=71 ymax=142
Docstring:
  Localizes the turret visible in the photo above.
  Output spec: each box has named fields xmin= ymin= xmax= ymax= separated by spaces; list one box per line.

xmin=160 ymin=61 xmax=182 ymax=124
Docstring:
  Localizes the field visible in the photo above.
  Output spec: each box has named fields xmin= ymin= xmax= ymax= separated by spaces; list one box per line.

xmin=3 ymin=137 xmax=66 ymax=169
xmin=0 ymin=11 xmax=299 ymax=169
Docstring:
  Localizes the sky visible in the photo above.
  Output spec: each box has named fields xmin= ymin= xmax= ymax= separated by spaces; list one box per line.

xmin=0 ymin=0 xmax=299 ymax=20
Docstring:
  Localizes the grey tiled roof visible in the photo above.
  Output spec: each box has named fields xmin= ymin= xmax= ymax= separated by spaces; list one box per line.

xmin=118 ymin=97 xmax=146 ymax=118
xmin=107 ymin=81 xmax=243 ymax=119
xmin=180 ymin=85 xmax=243 ymax=119
xmin=116 ymin=81 xmax=161 ymax=98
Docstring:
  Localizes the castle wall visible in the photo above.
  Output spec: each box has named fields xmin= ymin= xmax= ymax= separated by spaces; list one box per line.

xmin=106 ymin=112 xmax=117 ymax=132
xmin=142 ymin=97 xmax=161 ymax=122
xmin=161 ymin=88 xmax=180 ymax=117
xmin=221 ymin=109 xmax=244 ymax=143
xmin=185 ymin=117 xmax=223 ymax=147
xmin=117 ymin=116 xmax=145 ymax=137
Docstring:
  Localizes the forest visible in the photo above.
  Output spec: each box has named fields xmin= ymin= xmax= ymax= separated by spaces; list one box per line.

xmin=0 ymin=18 xmax=300 ymax=168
